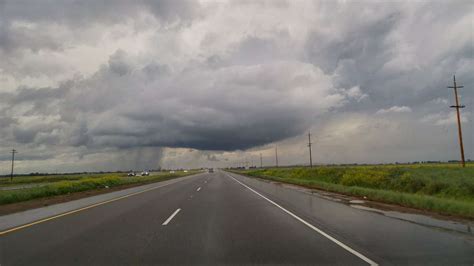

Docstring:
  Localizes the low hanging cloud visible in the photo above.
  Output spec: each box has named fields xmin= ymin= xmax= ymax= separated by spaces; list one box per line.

xmin=0 ymin=0 xmax=473 ymax=173
xmin=1 ymin=56 xmax=343 ymax=151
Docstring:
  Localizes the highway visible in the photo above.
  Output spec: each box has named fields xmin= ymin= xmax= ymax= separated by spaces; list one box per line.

xmin=1 ymin=171 xmax=473 ymax=265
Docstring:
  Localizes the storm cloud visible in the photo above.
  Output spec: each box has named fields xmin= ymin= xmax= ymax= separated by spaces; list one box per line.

xmin=0 ymin=0 xmax=472 ymax=173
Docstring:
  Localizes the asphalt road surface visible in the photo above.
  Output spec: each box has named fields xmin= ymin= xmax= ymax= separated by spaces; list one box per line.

xmin=1 ymin=171 xmax=473 ymax=265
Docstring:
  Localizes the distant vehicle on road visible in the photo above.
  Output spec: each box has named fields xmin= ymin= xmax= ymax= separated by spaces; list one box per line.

xmin=184 ymin=170 xmax=188 ymax=173
xmin=127 ymin=172 xmax=135 ymax=176
xmin=141 ymin=171 xmax=149 ymax=176
xmin=208 ymin=168 xmax=214 ymax=173
xmin=169 ymin=170 xmax=175 ymax=174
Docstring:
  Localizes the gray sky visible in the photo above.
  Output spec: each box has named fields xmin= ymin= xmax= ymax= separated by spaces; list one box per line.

xmin=0 ymin=0 xmax=473 ymax=174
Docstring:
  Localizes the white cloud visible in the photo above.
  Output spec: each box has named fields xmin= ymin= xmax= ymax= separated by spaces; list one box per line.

xmin=343 ymin=86 xmax=369 ymax=102
xmin=376 ymin=106 xmax=412 ymax=115
xmin=421 ymin=112 xmax=470 ymax=126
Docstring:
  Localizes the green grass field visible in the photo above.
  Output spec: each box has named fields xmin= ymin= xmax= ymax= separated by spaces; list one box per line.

xmin=0 ymin=171 xmax=199 ymax=205
xmin=238 ymin=163 xmax=474 ymax=218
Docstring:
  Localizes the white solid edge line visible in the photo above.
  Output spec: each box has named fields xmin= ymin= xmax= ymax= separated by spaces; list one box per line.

xmin=197 ymin=187 xmax=201 ymax=191
xmin=226 ymin=173 xmax=378 ymax=266
xmin=162 ymin=208 xmax=181 ymax=225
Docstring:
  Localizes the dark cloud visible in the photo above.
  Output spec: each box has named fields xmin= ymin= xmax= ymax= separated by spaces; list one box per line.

xmin=305 ymin=11 xmax=399 ymax=74
xmin=0 ymin=0 xmax=201 ymax=74
xmin=12 ymin=128 xmax=36 ymax=143
xmin=9 ymin=86 xmax=68 ymax=104
xmin=0 ymin=152 xmax=53 ymax=161
xmin=108 ymin=50 xmax=133 ymax=76
xmin=0 ymin=0 xmax=198 ymax=27
xmin=0 ymin=0 xmax=472 ymax=173
xmin=232 ymin=36 xmax=279 ymax=65
xmin=0 ymin=20 xmax=64 ymax=53
xmin=303 ymin=1 xmax=473 ymax=114
xmin=144 ymin=0 xmax=200 ymax=24
xmin=1 ymin=53 xmax=338 ymax=156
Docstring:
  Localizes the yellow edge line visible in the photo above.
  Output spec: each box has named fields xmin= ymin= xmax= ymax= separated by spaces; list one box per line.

xmin=0 ymin=179 xmax=180 ymax=236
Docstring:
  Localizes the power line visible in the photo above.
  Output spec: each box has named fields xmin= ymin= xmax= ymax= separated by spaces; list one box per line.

xmin=10 ymin=149 xmax=17 ymax=182
xmin=448 ymin=75 xmax=466 ymax=167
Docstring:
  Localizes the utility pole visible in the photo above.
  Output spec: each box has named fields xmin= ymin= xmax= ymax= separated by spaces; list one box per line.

xmin=275 ymin=146 xmax=279 ymax=168
xmin=260 ymin=153 xmax=263 ymax=168
xmin=10 ymin=149 xmax=17 ymax=181
xmin=448 ymin=75 xmax=466 ymax=167
xmin=308 ymin=132 xmax=313 ymax=168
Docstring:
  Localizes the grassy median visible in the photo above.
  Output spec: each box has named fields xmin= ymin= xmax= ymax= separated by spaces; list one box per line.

xmin=0 ymin=171 xmax=199 ymax=205
xmin=238 ymin=164 xmax=474 ymax=218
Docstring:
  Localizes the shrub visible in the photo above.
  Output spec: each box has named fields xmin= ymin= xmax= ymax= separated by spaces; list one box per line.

xmin=340 ymin=169 xmax=389 ymax=188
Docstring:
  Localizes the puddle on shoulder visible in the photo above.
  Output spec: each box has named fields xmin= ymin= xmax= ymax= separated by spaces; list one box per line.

xmin=350 ymin=204 xmax=473 ymax=236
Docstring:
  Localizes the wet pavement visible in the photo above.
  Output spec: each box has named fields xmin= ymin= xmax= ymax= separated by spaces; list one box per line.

xmin=228 ymin=171 xmax=474 ymax=265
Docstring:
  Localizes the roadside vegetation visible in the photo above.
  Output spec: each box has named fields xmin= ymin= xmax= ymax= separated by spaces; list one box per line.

xmin=0 ymin=171 xmax=199 ymax=205
xmin=0 ymin=173 xmax=124 ymax=187
xmin=238 ymin=163 xmax=474 ymax=218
